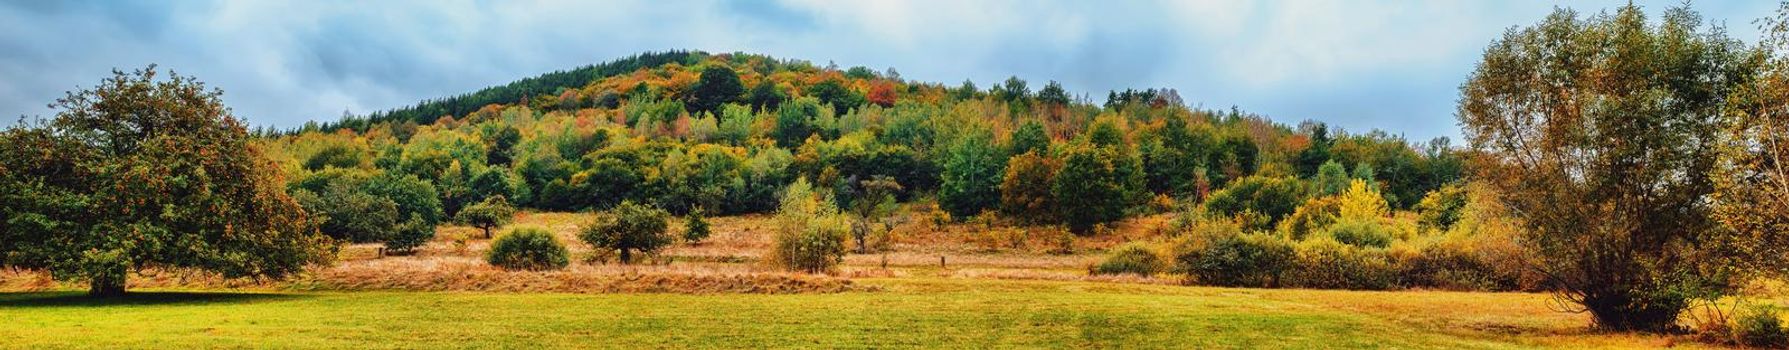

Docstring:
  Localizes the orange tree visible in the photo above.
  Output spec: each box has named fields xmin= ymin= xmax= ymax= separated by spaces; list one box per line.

xmin=0 ymin=66 xmax=330 ymax=297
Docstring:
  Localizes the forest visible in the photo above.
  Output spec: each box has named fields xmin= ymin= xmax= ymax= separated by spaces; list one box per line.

xmin=2 ymin=3 xmax=1788 ymax=349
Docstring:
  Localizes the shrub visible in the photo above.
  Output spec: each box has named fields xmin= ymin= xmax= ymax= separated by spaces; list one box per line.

xmin=1277 ymin=196 xmax=1340 ymax=241
xmin=769 ymin=179 xmax=850 ymax=273
xmin=487 ymin=227 xmax=569 ymax=270
xmin=1201 ymin=176 xmax=1306 ymax=232
xmin=578 ymin=200 xmax=671 ymax=264
xmin=1323 ymin=219 xmax=1394 ymax=248
xmin=683 ymin=208 xmax=711 ymax=244
xmin=1734 ymin=305 xmax=1788 ymax=348
xmin=1397 ymin=240 xmax=1515 ymax=291
xmin=1179 ymin=233 xmax=1296 ymax=288
xmin=1287 ymin=238 xmax=1397 ymax=290
xmin=383 ymin=216 xmax=435 ymax=255
xmin=1094 ymin=243 xmax=1165 ymax=276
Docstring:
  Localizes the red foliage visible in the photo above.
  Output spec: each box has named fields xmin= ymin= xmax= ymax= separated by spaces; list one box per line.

xmin=867 ymin=81 xmax=897 ymax=107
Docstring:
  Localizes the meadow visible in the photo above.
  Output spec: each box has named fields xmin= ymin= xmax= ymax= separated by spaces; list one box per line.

xmin=0 ymin=212 xmax=1765 ymax=349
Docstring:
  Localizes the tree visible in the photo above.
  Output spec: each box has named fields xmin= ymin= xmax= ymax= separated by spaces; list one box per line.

xmin=578 ymin=200 xmax=671 ymax=264
xmin=1294 ymin=123 xmax=1333 ymax=177
xmin=866 ymin=80 xmax=897 ymax=107
xmin=747 ymin=79 xmax=785 ymax=112
xmin=1202 ymin=176 xmax=1308 ymax=232
xmin=305 ymin=144 xmax=365 ymax=170
xmin=485 ymin=125 xmax=522 ymax=166
xmin=1007 ymin=120 xmax=1050 ymax=157
xmin=1000 ymin=151 xmax=1060 ymax=224
xmin=938 ymin=130 xmax=1004 ymax=218
xmin=805 ymin=79 xmax=862 ymax=115
xmin=456 ymin=195 xmax=516 ymax=239
xmin=846 ymin=176 xmax=902 ymax=253
xmin=1712 ymin=3 xmax=1789 ymax=280
xmin=294 ymin=183 xmax=400 ymax=243
xmin=1312 ymin=161 xmax=1349 ymax=196
xmin=769 ymin=178 xmax=849 ymax=273
xmin=774 ymin=97 xmax=822 ymax=148
xmin=0 ymin=66 xmax=328 ymax=297
xmin=683 ymin=207 xmax=712 ymax=244
xmin=1052 ymin=142 xmax=1131 ymax=234
xmin=689 ymin=65 xmax=744 ymax=115
xmin=1457 ymin=5 xmax=1758 ymax=331
xmin=1037 ymin=80 xmax=1070 ymax=106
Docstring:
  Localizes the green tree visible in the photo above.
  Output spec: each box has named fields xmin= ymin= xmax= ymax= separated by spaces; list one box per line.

xmin=305 ymin=144 xmax=366 ymax=170
xmin=1007 ymin=120 xmax=1050 ymax=157
xmin=689 ymin=65 xmax=744 ymax=115
xmin=1052 ymin=142 xmax=1131 ymax=234
xmin=747 ymin=79 xmax=785 ymax=112
xmin=1037 ymin=80 xmax=1070 ymax=106
xmin=294 ymin=183 xmax=400 ymax=243
xmin=1457 ymin=5 xmax=1758 ymax=331
xmin=774 ymin=97 xmax=822 ymax=148
xmin=1312 ymin=161 xmax=1349 ymax=196
xmin=683 ymin=207 xmax=712 ymax=244
xmin=578 ymin=200 xmax=671 ymax=264
xmin=0 ymin=66 xmax=329 ymax=297
xmin=456 ymin=195 xmax=516 ymax=239
xmin=938 ymin=129 xmax=1004 ymax=218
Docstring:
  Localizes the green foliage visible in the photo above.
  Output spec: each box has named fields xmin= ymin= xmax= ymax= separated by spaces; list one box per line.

xmin=1322 ymin=220 xmax=1394 ymax=248
xmin=746 ymin=79 xmax=785 ymax=112
xmin=305 ymin=144 xmax=367 ymax=170
xmin=1036 ymin=80 xmax=1070 ymax=106
xmin=384 ymin=216 xmax=435 ymax=255
xmin=0 ymin=66 xmax=328 ymax=296
xmin=1202 ymin=176 xmax=1307 ymax=231
xmin=1414 ymin=184 xmax=1468 ymax=233
xmin=846 ymin=176 xmax=902 ymax=253
xmin=578 ymin=200 xmax=671 ymax=264
xmin=1312 ymin=161 xmax=1349 ymax=196
xmin=486 ymin=227 xmax=570 ymax=270
xmin=1094 ymin=243 xmax=1164 ymax=276
xmin=774 ymin=97 xmax=823 ymax=148
xmin=770 ymin=179 xmax=848 ymax=273
xmin=1052 ymin=142 xmax=1138 ymax=234
xmin=364 ymin=172 xmax=444 ymax=226
xmin=805 ymin=79 xmax=863 ymax=116
xmin=1179 ymin=233 xmax=1297 ymax=288
xmin=1007 ymin=120 xmax=1050 ymax=156
xmin=688 ymin=65 xmax=744 ymax=115
xmin=1276 ymin=196 xmax=1340 ymax=241
xmin=294 ymin=183 xmax=400 ymax=243
xmin=683 ymin=208 xmax=711 ymax=244
xmin=1734 ymin=305 xmax=1788 ymax=348
xmin=939 ymin=129 xmax=1003 ymax=219
xmin=456 ymin=195 xmax=517 ymax=239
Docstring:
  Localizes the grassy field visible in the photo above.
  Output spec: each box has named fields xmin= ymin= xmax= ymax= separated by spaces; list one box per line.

xmin=0 ymin=277 xmax=1712 ymax=349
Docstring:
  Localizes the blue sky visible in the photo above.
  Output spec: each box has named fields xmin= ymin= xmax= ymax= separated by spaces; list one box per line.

xmin=0 ymin=0 xmax=1777 ymax=141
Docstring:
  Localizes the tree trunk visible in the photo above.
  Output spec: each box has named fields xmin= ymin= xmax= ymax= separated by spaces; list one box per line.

xmin=483 ymin=226 xmax=493 ymax=239
xmin=619 ymin=248 xmax=632 ymax=264
xmin=88 ymin=268 xmax=126 ymax=298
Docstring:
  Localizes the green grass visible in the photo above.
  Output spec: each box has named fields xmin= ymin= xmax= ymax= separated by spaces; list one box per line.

xmin=0 ymin=278 xmax=1690 ymax=349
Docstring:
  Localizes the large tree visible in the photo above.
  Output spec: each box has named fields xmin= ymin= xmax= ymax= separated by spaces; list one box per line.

xmin=688 ymin=65 xmax=744 ymax=116
xmin=0 ymin=66 xmax=330 ymax=297
xmin=1457 ymin=6 xmax=1758 ymax=331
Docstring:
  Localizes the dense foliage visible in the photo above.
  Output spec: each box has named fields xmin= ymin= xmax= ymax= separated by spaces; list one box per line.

xmin=0 ymin=66 xmax=330 ymax=296
xmin=487 ymin=227 xmax=570 ymax=270
xmin=578 ymin=200 xmax=672 ymax=264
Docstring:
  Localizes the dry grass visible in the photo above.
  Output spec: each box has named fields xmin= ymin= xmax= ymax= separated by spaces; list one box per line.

xmin=306 ymin=257 xmax=862 ymax=294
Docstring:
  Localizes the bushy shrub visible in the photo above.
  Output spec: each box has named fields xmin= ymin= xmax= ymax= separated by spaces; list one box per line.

xmin=1179 ymin=233 xmax=1296 ymax=288
xmin=1094 ymin=243 xmax=1165 ymax=276
xmin=1734 ymin=305 xmax=1788 ymax=348
xmin=1277 ymin=196 xmax=1340 ymax=240
xmin=1396 ymin=240 xmax=1516 ymax=291
xmin=1323 ymin=219 xmax=1394 ymax=248
xmin=487 ymin=227 xmax=569 ymax=270
xmin=1287 ymin=238 xmax=1397 ymax=290
xmin=383 ymin=216 xmax=435 ymax=255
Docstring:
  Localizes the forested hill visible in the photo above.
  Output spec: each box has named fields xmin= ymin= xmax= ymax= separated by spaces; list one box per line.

xmin=265 ymin=50 xmax=1462 ymax=239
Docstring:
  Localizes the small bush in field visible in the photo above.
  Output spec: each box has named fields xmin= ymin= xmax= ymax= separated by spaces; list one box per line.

xmin=1287 ymin=238 xmax=1397 ymax=290
xmin=1180 ymin=233 xmax=1296 ymax=287
xmin=383 ymin=216 xmax=435 ymax=255
xmin=1094 ymin=243 xmax=1164 ymax=276
xmin=683 ymin=208 xmax=712 ymax=244
xmin=770 ymin=179 xmax=849 ymax=273
xmin=487 ymin=227 xmax=569 ymax=270
xmin=1734 ymin=305 xmax=1788 ymax=348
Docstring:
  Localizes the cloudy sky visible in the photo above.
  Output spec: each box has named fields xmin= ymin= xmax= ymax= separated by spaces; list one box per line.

xmin=0 ymin=0 xmax=1777 ymax=140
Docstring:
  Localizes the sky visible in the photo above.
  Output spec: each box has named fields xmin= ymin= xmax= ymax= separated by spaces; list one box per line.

xmin=0 ymin=0 xmax=1778 ymax=141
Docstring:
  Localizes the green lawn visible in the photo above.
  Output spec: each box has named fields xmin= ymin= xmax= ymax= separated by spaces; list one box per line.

xmin=0 ymin=278 xmax=1692 ymax=349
